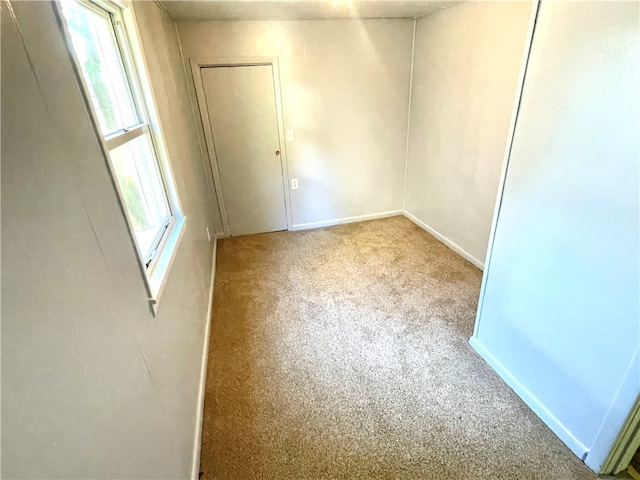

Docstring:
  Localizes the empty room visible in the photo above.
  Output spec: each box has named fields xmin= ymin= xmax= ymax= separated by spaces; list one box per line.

xmin=2 ymin=0 xmax=638 ymax=479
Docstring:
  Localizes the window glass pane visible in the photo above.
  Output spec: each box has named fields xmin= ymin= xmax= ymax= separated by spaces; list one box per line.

xmin=61 ymin=1 xmax=138 ymax=136
xmin=109 ymin=134 xmax=171 ymax=260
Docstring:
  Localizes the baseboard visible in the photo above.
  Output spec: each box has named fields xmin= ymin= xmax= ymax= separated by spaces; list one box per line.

xmin=191 ymin=239 xmax=217 ymax=480
xmin=402 ymin=210 xmax=484 ymax=270
xmin=469 ymin=336 xmax=589 ymax=460
xmin=290 ymin=210 xmax=403 ymax=231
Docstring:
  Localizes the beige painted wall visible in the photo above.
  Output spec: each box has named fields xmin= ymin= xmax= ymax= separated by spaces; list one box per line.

xmin=1 ymin=1 xmax=213 ymax=477
xmin=0 ymin=2 xmax=538 ymax=476
xmin=176 ymin=19 xmax=414 ymax=229
xmin=405 ymin=1 xmax=533 ymax=266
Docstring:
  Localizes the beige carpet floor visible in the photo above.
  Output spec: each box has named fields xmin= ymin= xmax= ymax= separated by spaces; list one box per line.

xmin=200 ymin=215 xmax=603 ymax=479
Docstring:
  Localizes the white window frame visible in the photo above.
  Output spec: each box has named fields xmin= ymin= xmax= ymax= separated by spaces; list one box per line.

xmin=56 ymin=0 xmax=186 ymax=312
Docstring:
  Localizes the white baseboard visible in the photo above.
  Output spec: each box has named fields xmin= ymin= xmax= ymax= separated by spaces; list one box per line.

xmin=402 ymin=210 xmax=484 ymax=270
xmin=191 ymin=239 xmax=217 ymax=480
xmin=469 ymin=336 xmax=588 ymax=460
xmin=290 ymin=210 xmax=403 ymax=231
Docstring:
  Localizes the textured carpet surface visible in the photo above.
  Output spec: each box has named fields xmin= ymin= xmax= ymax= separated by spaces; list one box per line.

xmin=200 ymin=216 xmax=602 ymax=479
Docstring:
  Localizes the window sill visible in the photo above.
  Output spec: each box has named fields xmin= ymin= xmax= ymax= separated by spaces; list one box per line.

xmin=147 ymin=215 xmax=187 ymax=315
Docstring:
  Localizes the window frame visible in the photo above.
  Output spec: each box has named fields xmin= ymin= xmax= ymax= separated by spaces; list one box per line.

xmin=56 ymin=0 xmax=187 ymax=311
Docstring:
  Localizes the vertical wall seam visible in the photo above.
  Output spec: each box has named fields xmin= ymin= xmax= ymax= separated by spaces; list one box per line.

xmin=171 ymin=16 xmax=225 ymax=231
xmin=402 ymin=18 xmax=417 ymax=212
xmin=472 ymin=0 xmax=542 ymax=339
xmin=6 ymin=0 xmax=58 ymax=126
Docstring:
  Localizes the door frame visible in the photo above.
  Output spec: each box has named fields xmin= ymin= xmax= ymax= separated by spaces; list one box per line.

xmin=603 ymin=397 xmax=640 ymax=474
xmin=190 ymin=56 xmax=293 ymax=237
xmin=594 ymin=348 xmax=640 ymax=474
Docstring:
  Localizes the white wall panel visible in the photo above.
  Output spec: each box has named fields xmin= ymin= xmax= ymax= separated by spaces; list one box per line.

xmin=472 ymin=1 xmax=639 ymax=470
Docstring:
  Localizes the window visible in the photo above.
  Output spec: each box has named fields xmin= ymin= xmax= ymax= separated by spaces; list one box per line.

xmin=59 ymin=0 xmax=184 ymax=303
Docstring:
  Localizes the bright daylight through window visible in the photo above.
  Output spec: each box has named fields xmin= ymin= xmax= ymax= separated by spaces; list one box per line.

xmin=60 ymin=0 xmax=175 ymax=270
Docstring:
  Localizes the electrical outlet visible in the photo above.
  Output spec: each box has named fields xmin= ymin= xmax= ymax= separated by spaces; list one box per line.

xmin=286 ymin=129 xmax=295 ymax=142
xmin=206 ymin=227 xmax=211 ymax=242
xmin=291 ymin=178 xmax=299 ymax=190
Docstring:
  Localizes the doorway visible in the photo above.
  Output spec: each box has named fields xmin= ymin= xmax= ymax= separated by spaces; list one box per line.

xmin=193 ymin=60 xmax=291 ymax=237
xmin=603 ymin=396 xmax=640 ymax=477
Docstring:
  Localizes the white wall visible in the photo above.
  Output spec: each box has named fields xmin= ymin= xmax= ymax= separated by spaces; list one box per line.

xmin=1 ymin=1 xmax=214 ymax=478
xmin=471 ymin=0 xmax=639 ymax=471
xmin=404 ymin=1 xmax=533 ymax=267
xmin=177 ymin=19 xmax=414 ymax=230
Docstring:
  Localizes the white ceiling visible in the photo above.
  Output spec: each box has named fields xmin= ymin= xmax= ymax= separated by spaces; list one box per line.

xmin=158 ymin=0 xmax=461 ymax=21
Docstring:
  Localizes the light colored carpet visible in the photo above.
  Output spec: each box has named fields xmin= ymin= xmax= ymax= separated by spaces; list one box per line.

xmin=200 ymin=215 xmax=602 ymax=479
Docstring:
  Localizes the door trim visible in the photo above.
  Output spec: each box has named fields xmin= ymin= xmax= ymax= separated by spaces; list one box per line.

xmin=602 ymin=397 xmax=640 ymax=474
xmin=190 ymin=56 xmax=293 ymax=237
xmin=590 ymin=348 xmax=640 ymax=473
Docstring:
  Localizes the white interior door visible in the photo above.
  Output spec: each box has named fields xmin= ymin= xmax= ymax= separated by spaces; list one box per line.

xmin=201 ymin=65 xmax=287 ymax=236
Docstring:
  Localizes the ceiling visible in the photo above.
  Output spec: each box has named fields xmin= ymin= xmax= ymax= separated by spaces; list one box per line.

xmin=158 ymin=1 xmax=461 ymax=21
